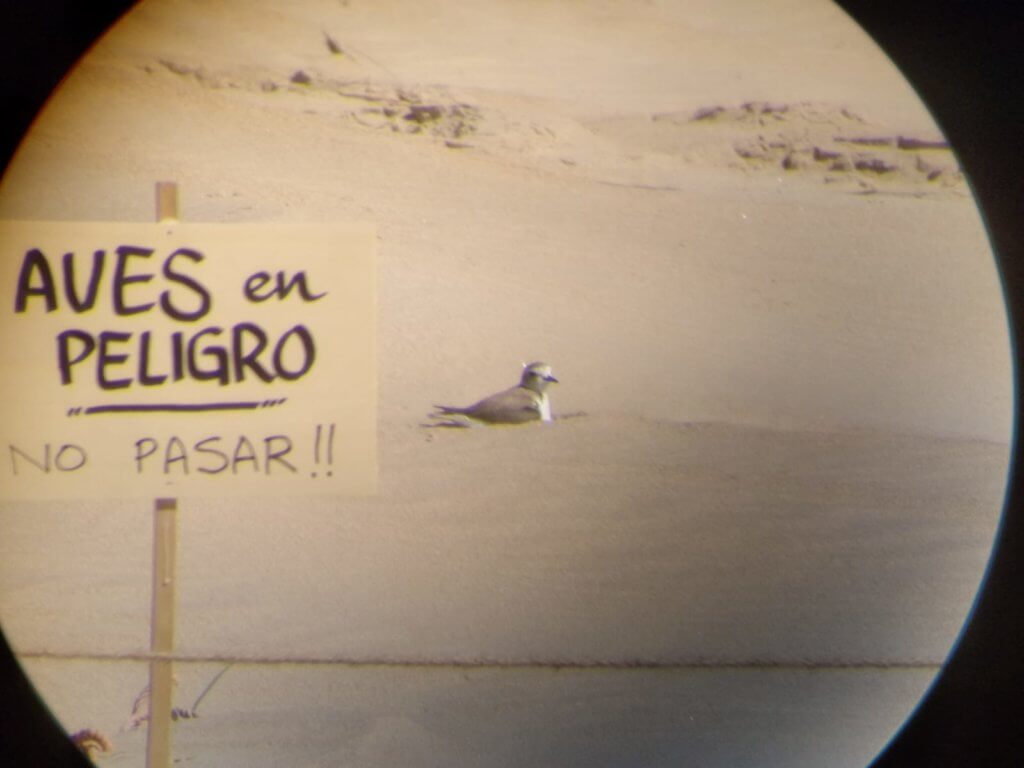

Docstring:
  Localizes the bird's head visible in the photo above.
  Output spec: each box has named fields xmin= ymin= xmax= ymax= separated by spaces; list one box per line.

xmin=520 ymin=361 xmax=558 ymax=392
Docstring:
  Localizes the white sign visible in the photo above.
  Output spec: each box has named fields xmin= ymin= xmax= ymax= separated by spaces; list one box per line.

xmin=0 ymin=221 xmax=376 ymax=500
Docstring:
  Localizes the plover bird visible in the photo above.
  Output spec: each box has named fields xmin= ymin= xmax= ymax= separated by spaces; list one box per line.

xmin=429 ymin=362 xmax=558 ymax=426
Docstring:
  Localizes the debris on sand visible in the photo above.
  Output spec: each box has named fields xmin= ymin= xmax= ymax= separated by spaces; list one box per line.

xmin=348 ymin=85 xmax=481 ymax=142
xmin=324 ymin=32 xmax=343 ymax=56
xmin=896 ymin=135 xmax=950 ymax=150
xmin=70 ymin=729 xmax=114 ymax=759
xmin=676 ymin=101 xmax=962 ymax=193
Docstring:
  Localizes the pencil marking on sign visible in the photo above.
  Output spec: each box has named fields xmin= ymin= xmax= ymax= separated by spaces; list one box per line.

xmin=311 ymin=422 xmax=336 ymax=477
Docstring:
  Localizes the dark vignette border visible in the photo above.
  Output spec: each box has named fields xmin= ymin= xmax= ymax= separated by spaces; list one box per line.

xmin=1 ymin=1 xmax=1023 ymax=765
xmin=0 ymin=4 xmax=160 ymax=764
xmin=835 ymin=2 xmax=1024 ymax=766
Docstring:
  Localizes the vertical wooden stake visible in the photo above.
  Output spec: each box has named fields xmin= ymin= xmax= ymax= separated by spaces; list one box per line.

xmin=156 ymin=181 xmax=179 ymax=222
xmin=147 ymin=498 xmax=178 ymax=768
xmin=148 ymin=182 xmax=179 ymax=768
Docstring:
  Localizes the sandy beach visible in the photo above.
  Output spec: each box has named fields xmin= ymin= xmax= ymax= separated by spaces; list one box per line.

xmin=0 ymin=1 xmax=1012 ymax=765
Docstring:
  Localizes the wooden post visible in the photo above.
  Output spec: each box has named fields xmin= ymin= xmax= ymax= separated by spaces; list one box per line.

xmin=156 ymin=181 xmax=178 ymax=223
xmin=147 ymin=182 xmax=179 ymax=768
xmin=146 ymin=498 xmax=178 ymax=768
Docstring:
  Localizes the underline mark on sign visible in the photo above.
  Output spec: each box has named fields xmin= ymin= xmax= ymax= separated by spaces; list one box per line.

xmin=66 ymin=399 xmax=288 ymax=416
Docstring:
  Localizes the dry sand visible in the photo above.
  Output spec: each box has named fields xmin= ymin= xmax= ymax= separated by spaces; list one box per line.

xmin=24 ymin=657 xmax=939 ymax=768
xmin=0 ymin=1 xmax=1013 ymax=765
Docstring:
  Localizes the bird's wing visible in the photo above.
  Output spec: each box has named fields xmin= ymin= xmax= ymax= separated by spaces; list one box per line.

xmin=460 ymin=386 xmax=541 ymax=424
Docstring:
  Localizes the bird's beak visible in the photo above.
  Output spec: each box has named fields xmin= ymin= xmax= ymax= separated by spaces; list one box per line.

xmin=546 ymin=375 xmax=559 ymax=383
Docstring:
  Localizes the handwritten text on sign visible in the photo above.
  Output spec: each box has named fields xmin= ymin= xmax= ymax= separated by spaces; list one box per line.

xmin=0 ymin=221 xmax=376 ymax=500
